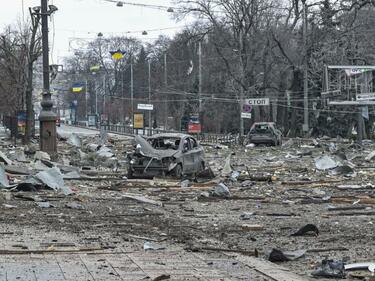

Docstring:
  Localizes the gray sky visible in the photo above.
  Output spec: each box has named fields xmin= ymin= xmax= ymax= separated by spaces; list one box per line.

xmin=1 ymin=0 xmax=188 ymax=63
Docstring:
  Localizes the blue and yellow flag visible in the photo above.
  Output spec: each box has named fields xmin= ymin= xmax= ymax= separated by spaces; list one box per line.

xmin=110 ymin=50 xmax=125 ymax=60
xmin=72 ymin=83 xmax=84 ymax=93
xmin=90 ymin=65 xmax=100 ymax=72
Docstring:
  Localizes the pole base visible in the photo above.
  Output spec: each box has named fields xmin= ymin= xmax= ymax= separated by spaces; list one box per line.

xmin=39 ymin=112 xmax=57 ymax=154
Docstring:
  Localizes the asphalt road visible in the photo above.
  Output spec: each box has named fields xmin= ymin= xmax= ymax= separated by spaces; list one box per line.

xmin=57 ymin=124 xmax=99 ymax=137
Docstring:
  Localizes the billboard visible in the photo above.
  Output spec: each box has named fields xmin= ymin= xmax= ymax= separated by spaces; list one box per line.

xmin=133 ymin=113 xmax=144 ymax=129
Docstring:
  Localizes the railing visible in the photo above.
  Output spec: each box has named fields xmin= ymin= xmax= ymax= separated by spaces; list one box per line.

xmin=98 ymin=124 xmax=242 ymax=146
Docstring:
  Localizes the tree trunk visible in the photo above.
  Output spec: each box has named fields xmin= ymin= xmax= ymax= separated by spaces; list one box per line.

xmin=25 ymin=14 xmax=40 ymax=144
xmin=25 ymin=62 xmax=34 ymax=143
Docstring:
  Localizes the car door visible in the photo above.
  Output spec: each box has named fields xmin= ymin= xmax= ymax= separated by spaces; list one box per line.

xmin=181 ymin=137 xmax=195 ymax=174
xmin=189 ymin=137 xmax=202 ymax=173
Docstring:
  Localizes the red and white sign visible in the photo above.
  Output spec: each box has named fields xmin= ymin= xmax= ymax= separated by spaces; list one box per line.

xmin=188 ymin=123 xmax=201 ymax=134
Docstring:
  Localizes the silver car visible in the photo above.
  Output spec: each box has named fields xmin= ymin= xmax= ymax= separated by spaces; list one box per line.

xmin=246 ymin=122 xmax=282 ymax=146
xmin=127 ymin=133 xmax=205 ymax=178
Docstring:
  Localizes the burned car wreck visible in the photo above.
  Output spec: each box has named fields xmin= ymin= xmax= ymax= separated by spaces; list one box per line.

xmin=127 ymin=133 xmax=205 ymax=178
xmin=246 ymin=122 xmax=282 ymax=146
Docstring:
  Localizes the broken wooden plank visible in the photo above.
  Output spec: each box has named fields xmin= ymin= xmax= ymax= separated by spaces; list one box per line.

xmin=324 ymin=211 xmax=375 ymax=216
xmin=327 ymin=206 xmax=369 ymax=211
xmin=331 ymin=197 xmax=375 ymax=204
xmin=282 ymin=179 xmax=342 ymax=185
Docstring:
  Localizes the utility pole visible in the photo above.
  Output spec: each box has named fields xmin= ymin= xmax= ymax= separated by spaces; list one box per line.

xmin=198 ymin=41 xmax=203 ymax=133
xmin=121 ymin=71 xmax=124 ymax=123
xmin=85 ymin=79 xmax=88 ymax=120
xmin=302 ymin=0 xmax=309 ymax=134
xmin=164 ymin=53 xmax=168 ymax=130
xmin=358 ymin=107 xmax=364 ymax=143
xmin=148 ymin=61 xmax=152 ymax=136
xmin=103 ymin=76 xmax=106 ymax=119
xmin=95 ymin=80 xmax=98 ymax=116
xmin=239 ymin=30 xmax=244 ymax=136
xmin=39 ymin=0 xmax=57 ymax=153
xmin=198 ymin=41 xmax=202 ymax=113
xmin=130 ymin=61 xmax=134 ymax=125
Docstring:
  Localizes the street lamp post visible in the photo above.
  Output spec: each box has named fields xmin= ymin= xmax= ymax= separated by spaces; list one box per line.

xmin=148 ymin=61 xmax=152 ymax=136
xmin=39 ymin=0 xmax=58 ymax=153
xmin=302 ymin=0 xmax=309 ymax=134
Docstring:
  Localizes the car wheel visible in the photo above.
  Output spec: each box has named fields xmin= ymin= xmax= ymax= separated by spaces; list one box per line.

xmin=199 ymin=161 xmax=205 ymax=172
xmin=173 ymin=164 xmax=183 ymax=178
xmin=127 ymin=168 xmax=134 ymax=179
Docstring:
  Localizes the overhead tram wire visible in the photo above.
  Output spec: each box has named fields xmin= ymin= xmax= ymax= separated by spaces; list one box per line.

xmin=101 ymin=0 xmax=178 ymax=12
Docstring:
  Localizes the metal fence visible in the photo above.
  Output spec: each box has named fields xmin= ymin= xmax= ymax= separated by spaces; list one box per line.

xmin=99 ymin=124 xmax=242 ymax=146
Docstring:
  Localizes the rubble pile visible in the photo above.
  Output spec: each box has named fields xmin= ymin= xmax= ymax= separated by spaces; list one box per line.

xmin=1 ymin=128 xmax=375 ymax=280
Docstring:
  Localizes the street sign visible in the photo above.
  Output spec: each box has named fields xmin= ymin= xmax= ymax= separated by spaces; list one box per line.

xmin=245 ymin=98 xmax=270 ymax=106
xmin=345 ymin=68 xmax=373 ymax=76
xmin=242 ymin=104 xmax=252 ymax=113
xmin=356 ymin=92 xmax=375 ymax=101
xmin=329 ymin=101 xmax=375 ymax=106
xmin=188 ymin=123 xmax=202 ymax=133
xmin=137 ymin=104 xmax=154 ymax=111
xmin=241 ymin=112 xmax=252 ymax=119
xmin=188 ymin=114 xmax=201 ymax=133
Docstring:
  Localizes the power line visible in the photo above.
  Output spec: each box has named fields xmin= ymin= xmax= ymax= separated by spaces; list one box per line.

xmin=57 ymin=25 xmax=185 ymax=36
xmin=102 ymin=0 xmax=177 ymax=12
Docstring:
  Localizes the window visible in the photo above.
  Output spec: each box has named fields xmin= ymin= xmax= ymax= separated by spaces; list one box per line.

xmin=183 ymin=138 xmax=191 ymax=151
xmin=189 ymin=138 xmax=198 ymax=148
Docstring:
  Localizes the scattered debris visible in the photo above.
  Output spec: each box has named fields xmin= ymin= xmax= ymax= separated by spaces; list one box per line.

xmin=33 ymin=167 xmax=73 ymax=195
xmin=330 ymin=165 xmax=355 ymax=177
xmin=0 ymin=165 xmax=10 ymax=188
xmin=36 ymin=202 xmax=54 ymax=208
xmin=345 ymin=262 xmax=375 ymax=272
xmin=67 ymin=133 xmax=82 ymax=147
xmin=315 ymin=155 xmax=338 ymax=170
xmin=0 ymin=151 xmax=12 ymax=165
xmin=144 ymin=242 xmax=166 ymax=251
xmin=66 ymin=202 xmax=84 ymax=210
xmin=221 ymin=155 xmax=232 ymax=176
xmin=290 ymin=224 xmax=319 ymax=236
xmin=3 ymin=204 xmax=17 ymax=209
xmin=268 ymin=249 xmax=306 ymax=262
xmin=241 ymin=224 xmax=264 ymax=231
xmin=152 ymin=274 xmax=171 ymax=281
xmin=365 ymin=151 xmax=375 ymax=161
xmin=122 ymin=193 xmax=164 ymax=207
xmin=311 ymin=259 xmax=346 ymax=278
xmin=180 ymin=179 xmax=190 ymax=188
xmin=34 ymin=151 xmax=51 ymax=161
xmin=212 ymin=183 xmax=231 ymax=197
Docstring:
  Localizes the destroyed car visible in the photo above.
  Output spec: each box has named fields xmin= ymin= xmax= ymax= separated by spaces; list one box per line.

xmin=246 ymin=122 xmax=282 ymax=146
xmin=127 ymin=133 xmax=205 ymax=178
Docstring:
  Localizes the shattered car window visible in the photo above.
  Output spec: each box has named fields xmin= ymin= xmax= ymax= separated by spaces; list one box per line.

xmin=148 ymin=137 xmax=180 ymax=150
xmin=251 ymin=124 xmax=273 ymax=134
xmin=190 ymin=137 xmax=198 ymax=148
